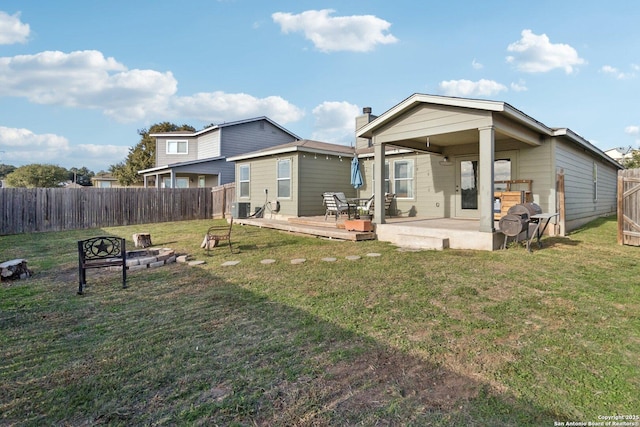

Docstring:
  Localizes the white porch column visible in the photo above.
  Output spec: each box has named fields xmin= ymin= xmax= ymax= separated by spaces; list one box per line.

xmin=374 ymin=139 xmax=386 ymax=223
xmin=478 ymin=126 xmax=495 ymax=233
xmin=143 ymin=175 xmax=148 ymax=188
xmin=155 ymin=173 xmax=161 ymax=188
xmin=170 ymin=170 xmax=176 ymax=188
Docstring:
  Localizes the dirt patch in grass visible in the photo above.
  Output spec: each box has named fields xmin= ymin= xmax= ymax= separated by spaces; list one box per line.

xmin=263 ymin=345 xmax=481 ymax=426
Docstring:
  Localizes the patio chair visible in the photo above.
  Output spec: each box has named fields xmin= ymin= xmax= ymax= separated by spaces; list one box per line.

xmin=203 ymin=217 xmax=234 ymax=255
xmin=322 ymin=192 xmax=354 ymax=221
xmin=365 ymin=193 xmax=396 ymax=217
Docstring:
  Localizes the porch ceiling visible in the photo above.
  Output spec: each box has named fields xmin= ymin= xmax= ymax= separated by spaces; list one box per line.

xmin=383 ymin=128 xmax=518 ymax=153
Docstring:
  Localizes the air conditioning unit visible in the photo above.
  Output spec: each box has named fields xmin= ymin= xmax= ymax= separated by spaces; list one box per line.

xmin=231 ymin=202 xmax=251 ymax=219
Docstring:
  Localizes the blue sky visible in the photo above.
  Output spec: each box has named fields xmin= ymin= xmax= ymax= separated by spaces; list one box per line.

xmin=0 ymin=1 xmax=639 ymax=172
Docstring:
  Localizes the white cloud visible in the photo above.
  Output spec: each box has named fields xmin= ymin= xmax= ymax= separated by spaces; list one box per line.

xmin=170 ymin=91 xmax=304 ymax=125
xmin=0 ymin=49 xmax=306 ymax=126
xmin=625 ymin=125 xmax=640 ymax=135
xmin=0 ymin=126 xmax=128 ymax=169
xmin=438 ymin=79 xmax=508 ymax=97
xmin=0 ymin=50 xmax=177 ymax=122
xmin=272 ymin=9 xmax=398 ymax=53
xmin=601 ymin=65 xmax=636 ymax=80
xmin=472 ymin=59 xmax=483 ymax=70
xmin=311 ymin=101 xmax=360 ymax=144
xmin=510 ymin=80 xmax=528 ymax=92
xmin=506 ymin=29 xmax=585 ymax=74
xmin=0 ymin=11 xmax=30 ymax=45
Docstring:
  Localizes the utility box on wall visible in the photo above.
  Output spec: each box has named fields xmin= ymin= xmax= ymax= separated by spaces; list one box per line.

xmin=231 ymin=202 xmax=251 ymax=219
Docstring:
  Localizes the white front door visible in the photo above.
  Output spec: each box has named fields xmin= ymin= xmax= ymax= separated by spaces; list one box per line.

xmin=455 ymin=156 xmax=479 ymax=218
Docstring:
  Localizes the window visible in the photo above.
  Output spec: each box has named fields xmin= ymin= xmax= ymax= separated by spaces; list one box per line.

xmin=162 ymin=177 xmax=189 ymax=188
xmin=198 ymin=176 xmax=206 ymax=188
xmin=593 ymin=162 xmax=598 ymax=201
xmin=372 ymin=162 xmax=390 ymax=194
xmin=394 ymin=160 xmax=414 ymax=198
xmin=239 ymin=165 xmax=250 ymax=198
xmin=277 ymin=159 xmax=291 ymax=198
xmin=494 ymin=159 xmax=512 ymax=192
xmin=166 ymin=140 xmax=188 ymax=154
xmin=99 ymin=181 xmax=112 ymax=188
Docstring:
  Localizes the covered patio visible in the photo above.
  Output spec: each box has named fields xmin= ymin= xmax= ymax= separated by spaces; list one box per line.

xmin=353 ymin=94 xmax=555 ymax=250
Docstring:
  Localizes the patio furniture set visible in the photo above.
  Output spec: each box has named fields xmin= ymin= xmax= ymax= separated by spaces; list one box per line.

xmin=322 ymin=192 xmax=395 ymax=221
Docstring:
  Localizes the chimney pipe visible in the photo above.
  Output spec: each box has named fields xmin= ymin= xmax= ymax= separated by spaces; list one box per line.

xmin=363 ymin=107 xmax=372 ymax=114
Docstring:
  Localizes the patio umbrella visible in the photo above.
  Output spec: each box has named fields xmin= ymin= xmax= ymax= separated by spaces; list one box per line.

xmin=351 ymin=156 xmax=363 ymax=189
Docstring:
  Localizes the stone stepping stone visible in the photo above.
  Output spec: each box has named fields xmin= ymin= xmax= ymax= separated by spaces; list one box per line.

xmin=291 ymin=258 xmax=306 ymax=264
xmin=345 ymin=255 xmax=361 ymax=261
xmin=188 ymin=260 xmax=206 ymax=266
xmin=321 ymin=257 xmax=337 ymax=262
xmin=366 ymin=253 xmax=381 ymax=257
xmin=261 ymin=259 xmax=276 ymax=264
xmin=221 ymin=261 xmax=240 ymax=267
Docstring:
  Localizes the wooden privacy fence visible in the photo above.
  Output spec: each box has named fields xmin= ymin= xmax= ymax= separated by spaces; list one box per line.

xmin=0 ymin=187 xmax=214 ymax=236
xmin=618 ymin=168 xmax=640 ymax=246
xmin=211 ymin=182 xmax=236 ymax=219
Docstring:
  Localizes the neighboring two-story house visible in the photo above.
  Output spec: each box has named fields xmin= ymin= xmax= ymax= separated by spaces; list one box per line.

xmin=138 ymin=117 xmax=300 ymax=188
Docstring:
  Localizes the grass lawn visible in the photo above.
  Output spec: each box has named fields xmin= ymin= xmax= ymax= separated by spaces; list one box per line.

xmin=1 ymin=216 xmax=638 ymax=426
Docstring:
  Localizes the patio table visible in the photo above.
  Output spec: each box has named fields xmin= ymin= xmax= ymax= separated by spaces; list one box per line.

xmin=347 ymin=198 xmax=372 ymax=219
xmin=527 ymin=213 xmax=559 ymax=251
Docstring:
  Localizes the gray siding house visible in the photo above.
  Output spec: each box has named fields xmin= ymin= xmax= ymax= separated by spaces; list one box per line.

xmin=139 ymin=117 xmax=299 ymax=188
xmin=227 ymin=140 xmax=357 ymax=218
xmin=355 ymin=94 xmax=622 ymax=249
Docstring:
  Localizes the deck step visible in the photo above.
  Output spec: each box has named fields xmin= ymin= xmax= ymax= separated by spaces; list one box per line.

xmin=288 ymin=216 xmax=342 ymax=229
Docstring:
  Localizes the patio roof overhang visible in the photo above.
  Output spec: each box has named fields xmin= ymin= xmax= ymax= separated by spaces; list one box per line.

xmin=356 ymin=93 xmax=549 ymax=153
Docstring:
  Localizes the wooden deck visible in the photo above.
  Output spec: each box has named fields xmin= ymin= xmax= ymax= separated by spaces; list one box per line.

xmin=234 ymin=215 xmax=505 ymax=250
xmin=233 ymin=216 xmax=376 ymax=241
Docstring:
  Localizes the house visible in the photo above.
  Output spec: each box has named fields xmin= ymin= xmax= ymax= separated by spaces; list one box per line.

xmin=604 ymin=147 xmax=634 ymax=165
xmin=91 ymin=173 xmax=123 ymax=188
xmin=227 ymin=140 xmax=358 ymax=218
xmin=138 ymin=117 xmax=300 ymax=188
xmin=354 ymin=93 xmax=622 ymax=249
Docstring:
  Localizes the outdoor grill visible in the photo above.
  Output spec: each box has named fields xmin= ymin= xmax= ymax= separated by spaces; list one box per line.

xmin=499 ymin=202 xmax=543 ymax=248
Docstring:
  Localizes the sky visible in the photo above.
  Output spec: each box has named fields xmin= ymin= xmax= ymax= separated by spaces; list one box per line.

xmin=0 ymin=1 xmax=639 ymax=172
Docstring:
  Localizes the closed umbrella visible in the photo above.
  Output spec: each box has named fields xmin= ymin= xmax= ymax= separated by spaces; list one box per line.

xmin=351 ymin=156 xmax=363 ymax=189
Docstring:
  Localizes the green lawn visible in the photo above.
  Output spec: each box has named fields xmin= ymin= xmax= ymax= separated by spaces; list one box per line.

xmin=1 ymin=216 xmax=638 ymax=426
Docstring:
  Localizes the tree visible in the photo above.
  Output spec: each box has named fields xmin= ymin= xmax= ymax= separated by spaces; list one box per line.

xmin=623 ymin=150 xmax=640 ymax=169
xmin=4 ymin=164 xmax=70 ymax=188
xmin=0 ymin=164 xmax=16 ymax=179
xmin=110 ymin=122 xmax=195 ymax=186
xmin=68 ymin=166 xmax=95 ymax=186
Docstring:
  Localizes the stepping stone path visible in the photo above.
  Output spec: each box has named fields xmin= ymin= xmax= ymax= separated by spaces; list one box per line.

xmin=221 ymin=261 xmax=240 ymax=267
xmin=176 ymin=253 xmax=382 ymax=267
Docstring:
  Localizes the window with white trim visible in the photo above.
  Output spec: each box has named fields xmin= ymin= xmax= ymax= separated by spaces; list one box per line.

xmin=277 ymin=159 xmax=291 ymax=198
xmin=372 ymin=161 xmax=390 ymax=194
xmin=394 ymin=159 xmax=414 ymax=198
xmin=239 ymin=164 xmax=250 ymax=198
xmin=166 ymin=140 xmax=188 ymax=154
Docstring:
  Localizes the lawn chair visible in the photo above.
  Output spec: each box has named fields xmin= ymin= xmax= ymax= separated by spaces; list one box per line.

xmin=322 ymin=192 xmax=354 ymax=221
xmin=203 ymin=218 xmax=234 ymax=255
